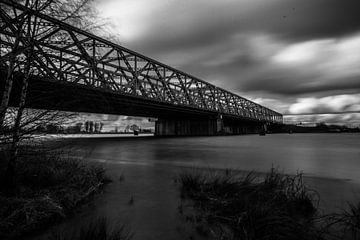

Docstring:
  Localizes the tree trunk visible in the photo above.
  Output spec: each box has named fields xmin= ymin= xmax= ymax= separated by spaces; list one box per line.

xmin=5 ymin=48 xmax=32 ymax=189
xmin=0 ymin=32 xmax=21 ymax=128
xmin=0 ymin=55 xmax=16 ymax=128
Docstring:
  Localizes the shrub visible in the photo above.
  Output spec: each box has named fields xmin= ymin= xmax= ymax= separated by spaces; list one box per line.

xmin=49 ymin=218 xmax=133 ymax=240
xmin=177 ymin=168 xmax=321 ymax=240
xmin=0 ymin=145 xmax=110 ymax=239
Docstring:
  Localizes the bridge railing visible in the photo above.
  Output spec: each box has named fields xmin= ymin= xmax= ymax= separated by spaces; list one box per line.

xmin=0 ymin=0 xmax=283 ymax=123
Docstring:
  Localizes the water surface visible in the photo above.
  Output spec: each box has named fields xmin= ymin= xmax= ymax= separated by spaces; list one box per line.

xmin=39 ymin=133 xmax=360 ymax=240
xmin=77 ymin=133 xmax=360 ymax=182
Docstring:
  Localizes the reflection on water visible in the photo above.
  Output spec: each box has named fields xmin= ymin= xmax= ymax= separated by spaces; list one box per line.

xmin=38 ymin=133 xmax=360 ymax=240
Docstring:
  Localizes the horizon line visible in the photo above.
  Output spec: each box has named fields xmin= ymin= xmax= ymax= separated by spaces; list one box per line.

xmin=283 ymin=111 xmax=360 ymax=116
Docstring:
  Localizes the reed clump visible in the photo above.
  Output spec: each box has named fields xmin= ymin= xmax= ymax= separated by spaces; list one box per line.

xmin=0 ymin=145 xmax=110 ymax=239
xmin=177 ymin=168 xmax=328 ymax=240
xmin=49 ymin=218 xmax=133 ymax=240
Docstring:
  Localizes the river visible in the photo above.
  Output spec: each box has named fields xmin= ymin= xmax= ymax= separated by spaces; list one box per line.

xmin=37 ymin=133 xmax=360 ymax=240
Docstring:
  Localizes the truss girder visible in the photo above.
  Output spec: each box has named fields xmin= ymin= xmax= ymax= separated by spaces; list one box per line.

xmin=0 ymin=0 xmax=283 ymax=123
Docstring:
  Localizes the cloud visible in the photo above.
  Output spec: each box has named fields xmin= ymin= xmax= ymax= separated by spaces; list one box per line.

xmin=231 ymin=33 xmax=360 ymax=95
xmin=288 ymin=94 xmax=360 ymax=114
xmin=97 ymin=0 xmax=360 ymax=47
xmin=271 ymin=35 xmax=360 ymax=79
xmin=170 ymin=33 xmax=360 ymax=97
xmin=251 ymin=97 xmax=291 ymax=114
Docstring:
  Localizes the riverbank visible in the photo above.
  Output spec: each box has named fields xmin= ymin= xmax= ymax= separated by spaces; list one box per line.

xmin=36 ymin=133 xmax=154 ymax=140
xmin=0 ymin=146 xmax=110 ymax=239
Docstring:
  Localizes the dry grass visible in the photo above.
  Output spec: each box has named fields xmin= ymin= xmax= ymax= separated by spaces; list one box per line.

xmin=177 ymin=168 xmax=330 ymax=240
xmin=49 ymin=218 xmax=133 ymax=240
xmin=0 ymin=145 xmax=110 ymax=239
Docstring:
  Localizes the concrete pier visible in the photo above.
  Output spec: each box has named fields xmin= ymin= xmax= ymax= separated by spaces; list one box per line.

xmin=155 ymin=118 xmax=219 ymax=136
xmin=154 ymin=116 xmax=265 ymax=136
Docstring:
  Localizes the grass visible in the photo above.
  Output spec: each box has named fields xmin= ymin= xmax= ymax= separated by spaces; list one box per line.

xmin=331 ymin=202 xmax=360 ymax=240
xmin=0 ymin=144 xmax=111 ymax=239
xmin=49 ymin=218 xmax=133 ymax=240
xmin=343 ymin=202 xmax=360 ymax=238
xmin=177 ymin=168 xmax=360 ymax=240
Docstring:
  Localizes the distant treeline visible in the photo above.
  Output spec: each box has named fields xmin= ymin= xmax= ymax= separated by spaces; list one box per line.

xmin=30 ymin=122 xmax=154 ymax=134
xmin=269 ymin=122 xmax=360 ymax=134
xmin=32 ymin=121 xmax=104 ymax=134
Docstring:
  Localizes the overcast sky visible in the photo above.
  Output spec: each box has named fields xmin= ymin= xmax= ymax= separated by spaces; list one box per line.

xmin=93 ymin=0 xmax=360 ymax=126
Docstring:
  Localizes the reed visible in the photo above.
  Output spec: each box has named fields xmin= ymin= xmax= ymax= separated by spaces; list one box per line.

xmin=178 ymin=168 xmax=323 ymax=240
xmin=0 ymin=145 xmax=110 ymax=239
xmin=49 ymin=218 xmax=133 ymax=240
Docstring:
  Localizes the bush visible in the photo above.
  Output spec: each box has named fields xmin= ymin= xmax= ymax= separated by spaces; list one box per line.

xmin=177 ymin=168 xmax=321 ymax=240
xmin=0 ymin=145 xmax=110 ymax=239
xmin=49 ymin=218 xmax=133 ymax=240
xmin=330 ymin=202 xmax=360 ymax=240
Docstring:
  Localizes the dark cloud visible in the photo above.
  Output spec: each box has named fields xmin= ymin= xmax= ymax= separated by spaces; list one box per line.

xmin=247 ymin=0 xmax=360 ymax=41
xmin=120 ymin=0 xmax=360 ymax=55
xmin=240 ymin=75 xmax=360 ymax=96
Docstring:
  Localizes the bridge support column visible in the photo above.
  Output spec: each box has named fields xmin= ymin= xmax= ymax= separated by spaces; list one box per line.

xmin=216 ymin=114 xmax=224 ymax=134
xmin=154 ymin=117 xmax=267 ymax=136
xmin=155 ymin=118 xmax=220 ymax=136
xmin=221 ymin=120 xmax=264 ymax=135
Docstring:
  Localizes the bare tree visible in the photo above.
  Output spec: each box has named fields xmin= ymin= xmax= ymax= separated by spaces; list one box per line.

xmin=0 ymin=0 xmax=105 ymax=186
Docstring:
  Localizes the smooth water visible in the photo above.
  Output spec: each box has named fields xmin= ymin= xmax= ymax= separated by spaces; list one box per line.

xmin=37 ymin=133 xmax=360 ymax=240
xmin=78 ymin=133 xmax=360 ymax=182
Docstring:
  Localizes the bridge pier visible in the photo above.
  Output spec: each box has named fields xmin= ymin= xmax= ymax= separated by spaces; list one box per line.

xmin=154 ymin=116 xmax=265 ymax=136
xmin=222 ymin=124 xmax=260 ymax=134
xmin=155 ymin=117 xmax=220 ymax=136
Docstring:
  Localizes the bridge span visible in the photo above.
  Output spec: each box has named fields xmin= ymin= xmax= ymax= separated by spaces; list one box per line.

xmin=0 ymin=0 xmax=282 ymax=136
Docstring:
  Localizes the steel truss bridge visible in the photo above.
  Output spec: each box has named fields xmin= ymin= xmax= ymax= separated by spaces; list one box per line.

xmin=0 ymin=0 xmax=282 ymax=134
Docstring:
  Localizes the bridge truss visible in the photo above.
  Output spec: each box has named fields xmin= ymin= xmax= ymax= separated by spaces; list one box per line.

xmin=0 ymin=0 xmax=282 ymax=123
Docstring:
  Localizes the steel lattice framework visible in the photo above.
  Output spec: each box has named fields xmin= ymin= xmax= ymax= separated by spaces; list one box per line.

xmin=0 ymin=0 xmax=283 ymax=123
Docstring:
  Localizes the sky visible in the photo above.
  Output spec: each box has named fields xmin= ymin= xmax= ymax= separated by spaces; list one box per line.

xmin=91 ymin=0 xmax=360 ymax=126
